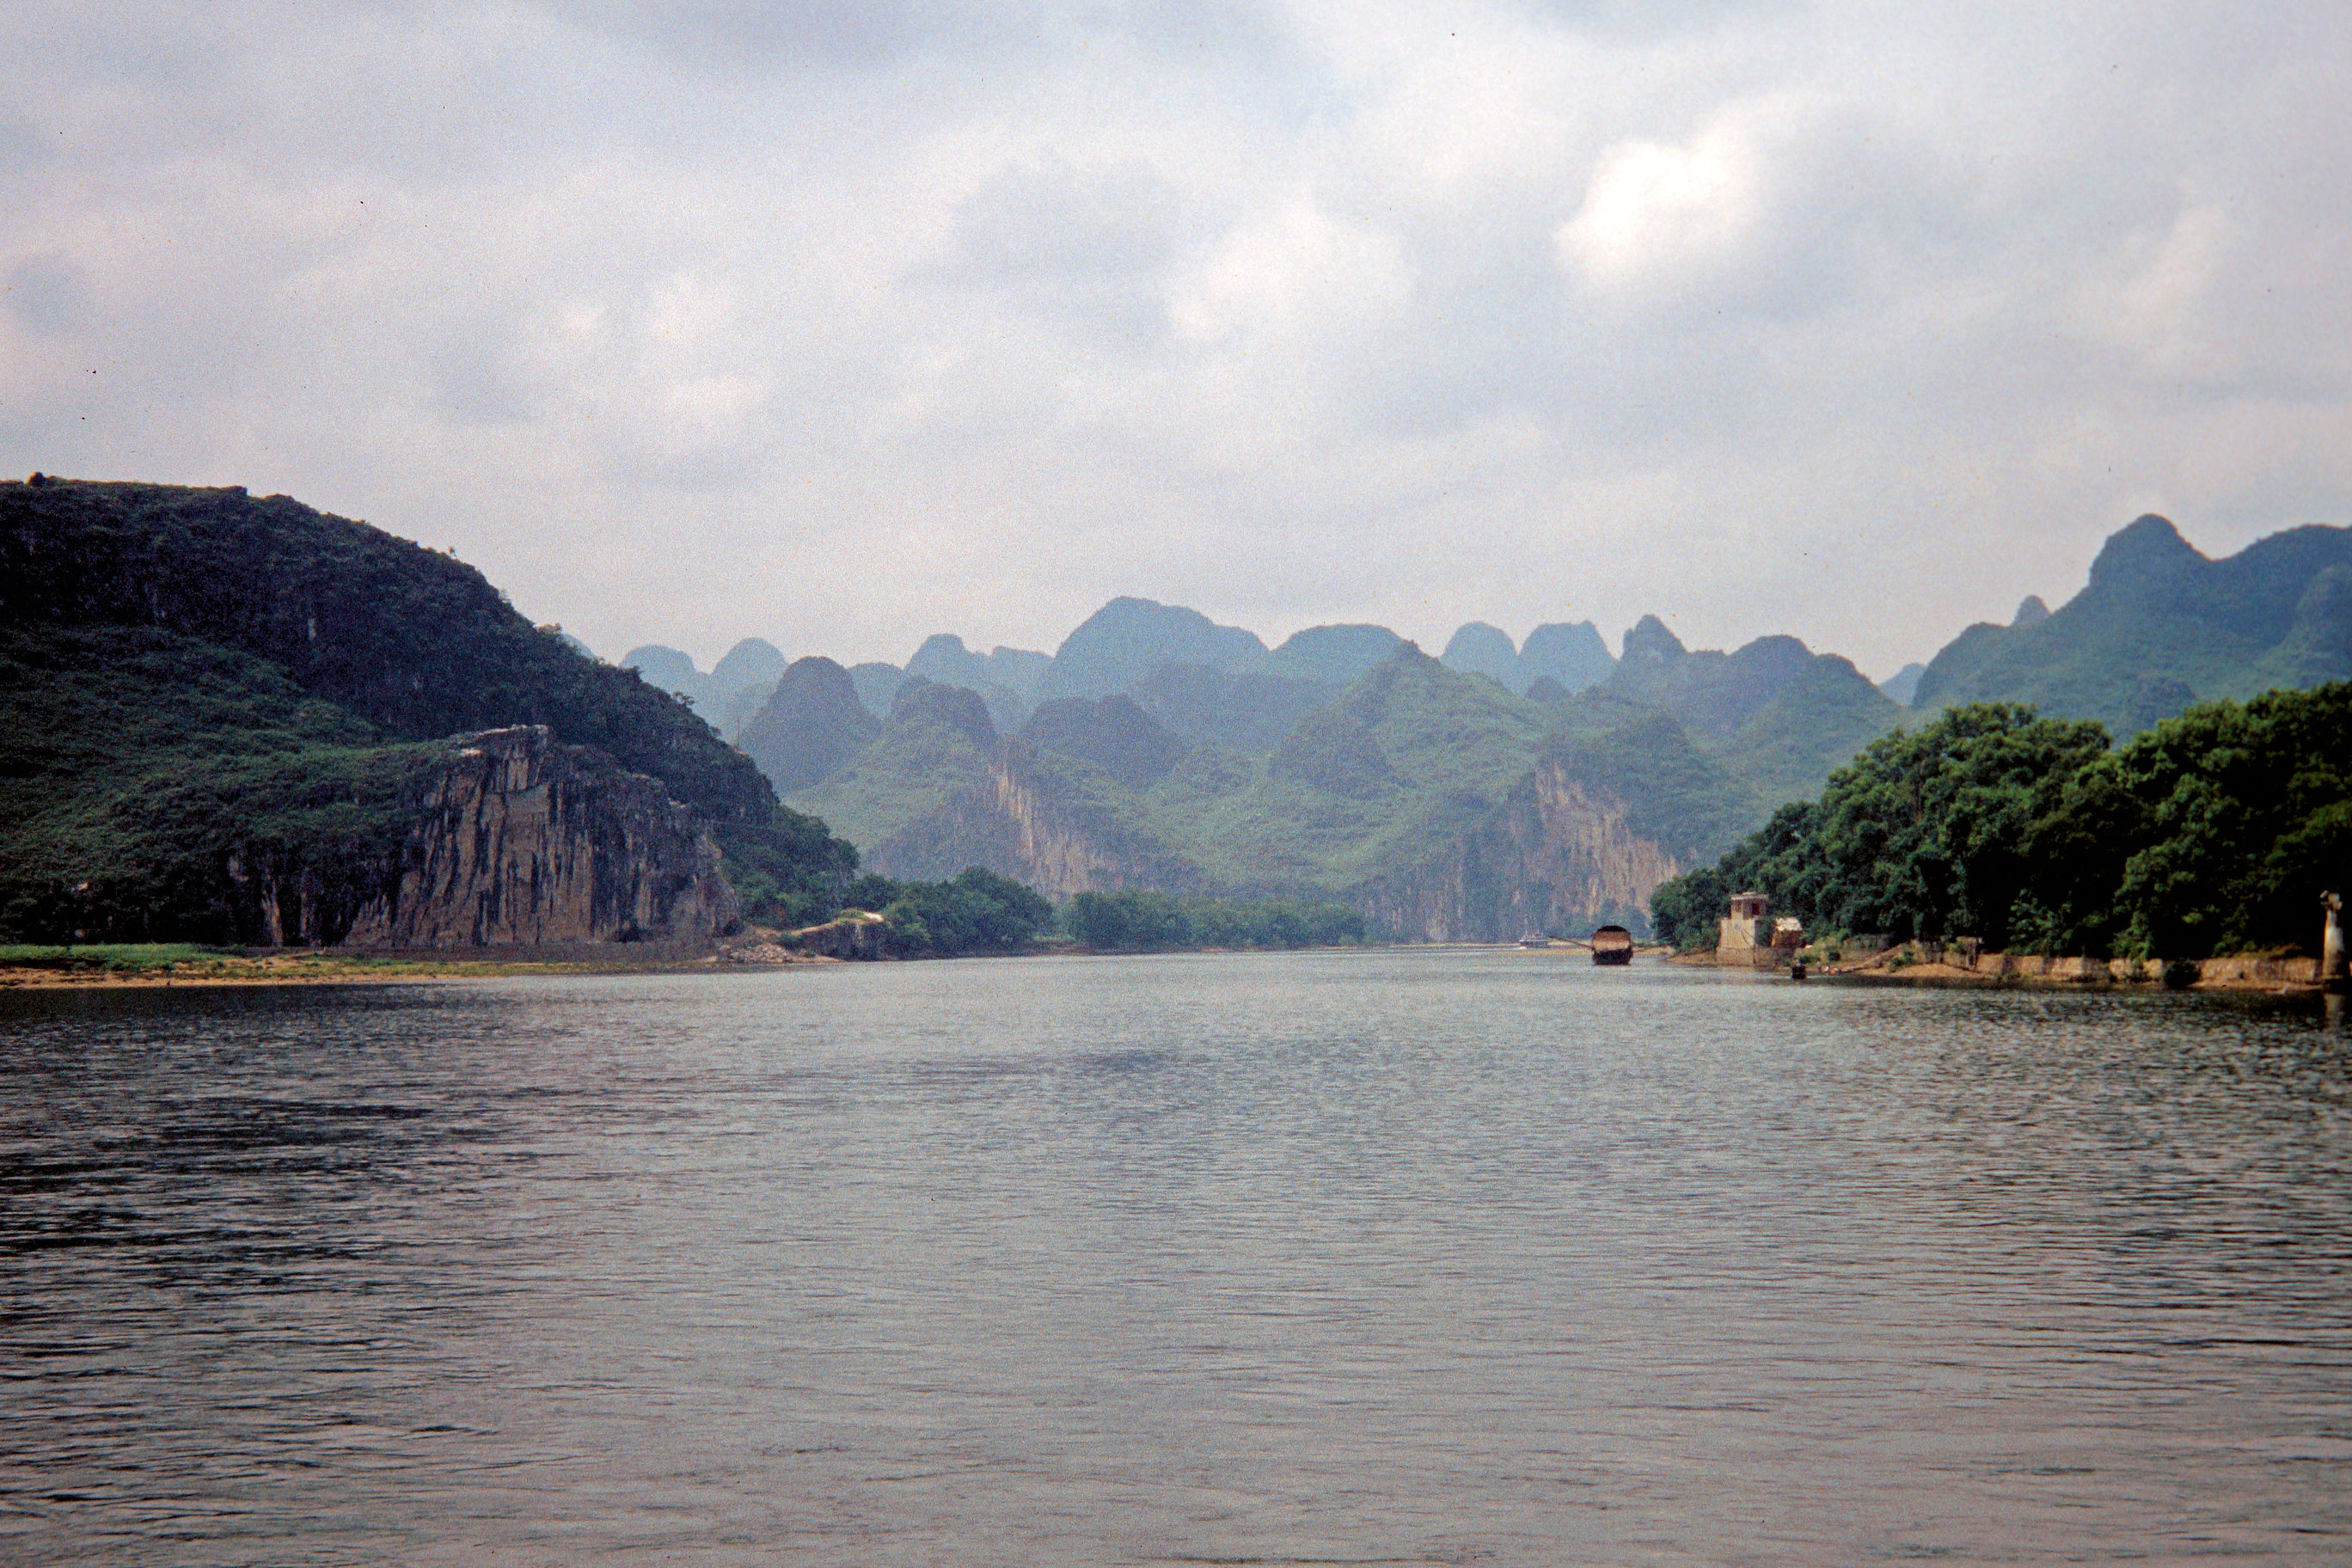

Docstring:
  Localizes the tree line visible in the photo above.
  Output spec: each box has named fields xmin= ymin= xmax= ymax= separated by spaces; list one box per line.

xmin=1065 ymin=888 xmax=1367 ymax=951
xmin=1649 ymin=684 xmax=2352 ymax=962
xmin=825 ymin=872 xmax=1368 ymax=957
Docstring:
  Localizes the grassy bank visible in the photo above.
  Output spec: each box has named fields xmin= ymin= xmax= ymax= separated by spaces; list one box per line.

xmin=0 ymin=943 xmax=622 ymax=988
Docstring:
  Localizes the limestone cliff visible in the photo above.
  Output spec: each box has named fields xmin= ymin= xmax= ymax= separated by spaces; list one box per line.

xmin=1354 ymin=753 xmax=1685 ymax=941
xmin=862 ymin=742 xmax=1200 ymax=897
xmin=343 ymin=726 xmax=740 ymax=948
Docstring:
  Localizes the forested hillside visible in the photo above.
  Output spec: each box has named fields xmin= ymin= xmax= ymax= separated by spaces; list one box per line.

xmin=1910 ymin=516 xmax=2352 ymax=733
xmin=0 ymin=479 xmax=855 ymax=940
xmin=778 ymin=623 xmax=1898 ymax=939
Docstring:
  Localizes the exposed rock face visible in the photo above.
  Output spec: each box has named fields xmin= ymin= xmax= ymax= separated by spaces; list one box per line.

xmin=344 ymin=726 xmax=740 ymax=948
xmin=862 ymin=742 xmax=1200 ymax=897
xmin=1355 ymin=754 xmax=1685 ymax=941
xmin=785 ymin=912 xmax=890 ymax=959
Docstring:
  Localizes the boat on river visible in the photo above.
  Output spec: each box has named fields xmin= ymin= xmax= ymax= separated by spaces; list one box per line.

xmin=1590 ymin=925 xmax=1633 ymax=965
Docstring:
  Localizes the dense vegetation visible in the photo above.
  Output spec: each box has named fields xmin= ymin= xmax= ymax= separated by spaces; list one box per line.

xmin=836 ymin=867 xmax=1055 ymax=957
xmin=1650 ymin=686 xmax=2352 ymax=960
xmin=0 ymin=481 xmax=857 ymax=938
xmin=1066 ymin=889 xmax=1368 ymax=951
xmin=0 ymin=622 xmax=450 ymax=940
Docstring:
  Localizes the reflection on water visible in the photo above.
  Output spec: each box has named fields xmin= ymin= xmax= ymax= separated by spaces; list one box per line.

xmin=3 ymin=954 xmax=2348 ymax=1565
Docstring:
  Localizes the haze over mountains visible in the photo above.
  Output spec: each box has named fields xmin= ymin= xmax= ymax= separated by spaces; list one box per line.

xmin=632 ymin=599 xmax=1627 ymax=749
xmin=620 ymin=512 xmax=2352 ymax=940
xmin=9 ymin=478 xmax=2345 ymax=950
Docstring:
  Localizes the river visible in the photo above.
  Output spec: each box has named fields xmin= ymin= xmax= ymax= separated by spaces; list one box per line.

xmin=3 ymin=950 xmax=2347 ymax=1565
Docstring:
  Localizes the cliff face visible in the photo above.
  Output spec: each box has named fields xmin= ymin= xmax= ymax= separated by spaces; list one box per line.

xmin=344 ymin=726 xmax=740 ymax=948
xmin=862 ymin=743 xmax=1199 ymax=897
xmin=1356 ymin=753 xmax=1684 ymax=941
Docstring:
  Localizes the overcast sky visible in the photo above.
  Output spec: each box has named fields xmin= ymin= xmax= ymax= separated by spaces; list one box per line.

xmin=4 ymin=2 xmax=2348 ymax=677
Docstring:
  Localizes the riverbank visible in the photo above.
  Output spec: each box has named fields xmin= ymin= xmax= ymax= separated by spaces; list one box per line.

xmin=0 ymin=950 xmax=645 ymax=989
xmin=0 ymin=938 xmax=858 ymax=989
xmin=1668 ymin=945 xmax=2324 ymax=993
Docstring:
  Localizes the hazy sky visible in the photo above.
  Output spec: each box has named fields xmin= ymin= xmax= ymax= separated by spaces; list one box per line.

xmin=5 ymin=2 xmax=2348 ymax=677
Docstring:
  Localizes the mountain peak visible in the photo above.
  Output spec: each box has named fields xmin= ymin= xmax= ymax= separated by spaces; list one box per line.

xmin=1621 ymin=615 xmax=1687 ymax=665
xmin=1041 ymin=597 xmax=1267 ymax=701
xmin=1440 ymin=622 xmax=1518 ymax=687
xmin=2012 ymin=595 xmax=2050 ymax=628
xmin=2087 ymin=514 xmax=2204 ymax=591
xmin=1259 ymin=623 xmax=1404 ymax=687
xmin=738 ymin=656 xmax=879 ymax=794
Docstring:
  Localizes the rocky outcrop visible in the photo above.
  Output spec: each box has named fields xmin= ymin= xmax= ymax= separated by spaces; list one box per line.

xmin=784 ymin=911 xmax=891 ymax=959
xmin=1354 ymin=754 xmax=1685 ymax=941
xmin=343 ymin=726 xmax=739 ymax=948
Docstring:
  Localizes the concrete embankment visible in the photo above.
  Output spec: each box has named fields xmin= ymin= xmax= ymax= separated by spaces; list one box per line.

xmin=1674 ymin=945 xmax=2324 ymax=993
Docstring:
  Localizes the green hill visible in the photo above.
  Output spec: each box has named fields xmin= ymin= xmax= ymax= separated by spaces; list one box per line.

xmin=774 ymin=615 xmax=1913 ymax=937
xmin=1038 ymin=596 xmax=1268 ymax=701
xmin=0 ymin=478 xmax=855 ymax=940
xmin=1258 ymin=623 xmax=1405 ymax=686
xmin=1132 ymin=664 xmax=1340 ymax=752
xmin=736 ymin=656 xmax=879 ymax=793
xmin=1911 ymin=515 xmax=2352 ymax=733
xmin=1019 ymin=695 xmax=1188 ymax=790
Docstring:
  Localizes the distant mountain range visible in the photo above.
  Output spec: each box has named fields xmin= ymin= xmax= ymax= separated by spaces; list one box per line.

xmin=629 ymin=597 xmax=1624 ymax=746
xmin=9 ymin=479 xmax=2342 ymax=949
xmin=722 ymin=610 xmax=1896 ymax=940
xmin=628 ymin=512 xmax=2351 ymax=940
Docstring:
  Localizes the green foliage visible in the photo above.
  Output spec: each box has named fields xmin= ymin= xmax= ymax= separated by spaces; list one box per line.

xmin=0 ymin=482 xmax=861 ymax=941
xmin=1910 ymin=517 xmax=2352 ymax=736
xmin=885 ymin=868 xmax=1056 ymax=956
xmin=2099 ymin=682 xmax=2352 ymax=956
xmin=0 ymin=622 xmax=448 ymax=941
xmin=0 ymin=942 xmax=236 ymax=971
xmin=2 ymin=481 xmax=777 ymax=823
xmin=715 ymin=812 xmax=859 ymax=928
xmin=1563 ymin=712 xmax=1755 ymax=861
xmin=1651 ymin=687 xmax=2352 ymax=960
xmin=1066 ymin=888 xmax=1367 ymax=951
xmin=830 ymin=867 xmax=1054 ymax=956
xmin=1647 ymin=861 xmax=1726 ymax=952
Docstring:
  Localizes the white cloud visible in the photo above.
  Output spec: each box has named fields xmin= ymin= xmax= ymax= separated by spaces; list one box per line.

xmin=1557 ymin=97 xmax=1787 ymax=296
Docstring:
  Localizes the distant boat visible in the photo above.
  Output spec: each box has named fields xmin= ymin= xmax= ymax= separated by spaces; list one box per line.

xmin=1591 ymin=925 xmax=1633 ymax=966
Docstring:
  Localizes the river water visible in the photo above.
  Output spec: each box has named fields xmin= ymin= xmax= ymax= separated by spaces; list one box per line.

xmin=3 ymin=951 xmax=2348 ymax=1565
